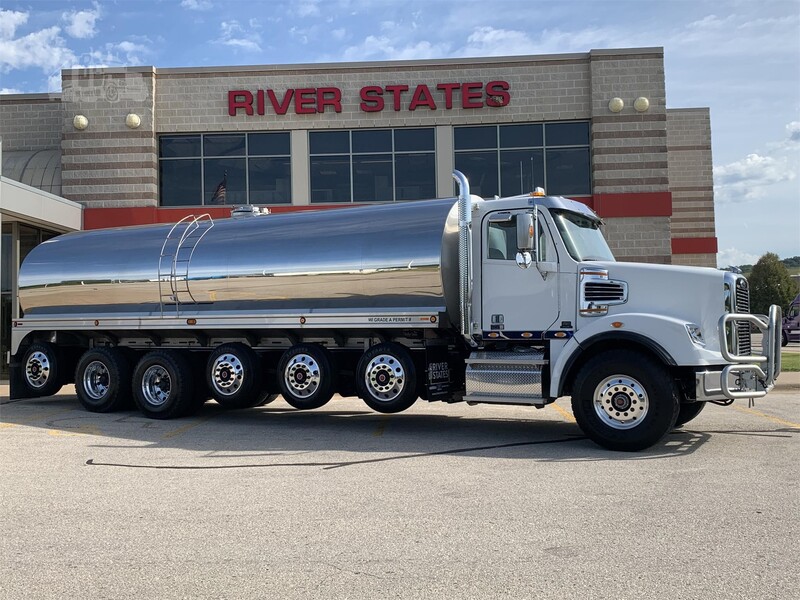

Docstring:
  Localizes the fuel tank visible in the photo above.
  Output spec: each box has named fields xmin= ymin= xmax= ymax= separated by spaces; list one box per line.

xmin=18 ymin=198 xmax=462 ymax=320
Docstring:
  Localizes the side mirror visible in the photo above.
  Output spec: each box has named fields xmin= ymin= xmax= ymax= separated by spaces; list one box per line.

xmin=516 ymin=212 xmax=535 ymax=253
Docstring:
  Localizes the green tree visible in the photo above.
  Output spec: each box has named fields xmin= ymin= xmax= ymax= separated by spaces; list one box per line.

xmin=747 ymin=252 xmax=799 ymax=316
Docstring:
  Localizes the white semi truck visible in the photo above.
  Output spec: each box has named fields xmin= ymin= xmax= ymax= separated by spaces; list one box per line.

xmin=9 ymin=172 xmax=782 ymax=451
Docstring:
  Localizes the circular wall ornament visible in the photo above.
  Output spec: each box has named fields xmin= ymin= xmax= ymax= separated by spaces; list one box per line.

xmin=125 ymin=113 xmax=142 ymax=129
xmin=608 ymin=97 xmax=624 ymax=113
xmin=73 ymin=114 xmax=89 ymax=130
xmin=634 ymin=97 xmax=650 ymax=112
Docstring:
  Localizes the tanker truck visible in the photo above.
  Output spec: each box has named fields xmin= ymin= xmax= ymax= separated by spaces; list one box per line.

xmin=9 ymin=171 xmax=782 ymax=451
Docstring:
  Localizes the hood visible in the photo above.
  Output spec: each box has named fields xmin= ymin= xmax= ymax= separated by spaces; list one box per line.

xmin=578 ymin=261 xmax=726 ymax=352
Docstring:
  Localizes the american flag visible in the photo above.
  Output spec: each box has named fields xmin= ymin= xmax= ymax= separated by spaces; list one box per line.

xmin=210 ymin=172 xmax=227 ymax=204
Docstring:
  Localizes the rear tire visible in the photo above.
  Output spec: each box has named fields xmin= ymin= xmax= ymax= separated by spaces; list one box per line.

xmin=782 ymin=331 xmax=789 ymax=347
xmin=674 ymin=402 xmax=706 ymax=427
xmin=277 ymin=344 xmax=336 ymax=410
xmin=206 ymin=343 xmax=263 ymax=409
xmin=356 ymin=342 xmax=418 ymax=414
xmin=133 ymin=350 xmax=195 ymax=419
xmin=75 ymin=347 xmax=132 ymax=412
xmin=571 ymin=350 xmax=679 ymax=451
xmin=21 ymin=342 xmax=63 ymax=397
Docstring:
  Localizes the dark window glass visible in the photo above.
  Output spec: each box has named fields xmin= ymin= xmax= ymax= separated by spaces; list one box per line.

xmin=248 ymin=132 xmax=290 ymax=156
xmin=204 ymin=134 xmax=246 ymax=157
xmin=395 ymin=153 xmax=436 ymax=200
xmin=310 ymin=131 xmax=350 ymax=154
xmin=1 ymin=293 xmax=10 ymax=378
xmin=487 ymin=218 xmax=517 ymax=260
xmin=160 ymin=159 xmax=201 ymax=206
xmin=1 ymin=225 xmax=11 ymax=293
xmin=249 ymin=157 xmax=291 ymax=204
xmin=352 ymin=129 xmax=392 ymax=153
xmin=545 ymin=148 xmax=591 ymax=195
xmin=310 ymin=156 xmax=351 ymax=203
xmin=500 ymin=149 xmax=545 ymax=196
xmin=500 ymin=124 xmax=543 ymax=148
xmin=204 ymin=158 xmax=247 ymax=205
xmin=159 ymin=135 xmax=200 ymax=158
xmin=18 ymin=225 xmax=39 ymax=265
xmin=395 ymin=128 xmax=435 ymax=152
xmin=353 ymin=154 xmax=393 ymax=202
xmin=454 ymin=126 xmax=497 ymax=150
xmin=455 ymin=151 xmax=499 ymax=198
xmin=545 ymin=122 xmax=590 ymax=146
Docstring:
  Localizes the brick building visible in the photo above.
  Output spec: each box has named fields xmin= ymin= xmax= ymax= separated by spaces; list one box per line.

xmin=0 ymin=47 xmax=718 ymax=372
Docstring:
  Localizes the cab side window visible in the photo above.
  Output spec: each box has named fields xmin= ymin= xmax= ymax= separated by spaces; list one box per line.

xmin=487 ymin=218 xmax=516 ymax=260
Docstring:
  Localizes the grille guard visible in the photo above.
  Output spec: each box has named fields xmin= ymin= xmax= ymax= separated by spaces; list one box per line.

xmin=718 ymin=305 xmax=782 ymax=399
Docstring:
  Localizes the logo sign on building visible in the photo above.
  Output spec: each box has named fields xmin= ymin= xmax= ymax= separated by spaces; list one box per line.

xmin=228 ymin=81 xmax=511 ymax=116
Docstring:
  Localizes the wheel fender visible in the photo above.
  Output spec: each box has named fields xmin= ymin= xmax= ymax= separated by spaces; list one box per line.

xmin=550 ymin=313 xmax=718 ymax=398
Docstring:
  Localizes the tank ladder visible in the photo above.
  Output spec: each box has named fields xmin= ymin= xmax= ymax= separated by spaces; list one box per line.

xmin=158 ymin=214 xmax=214 ymax=316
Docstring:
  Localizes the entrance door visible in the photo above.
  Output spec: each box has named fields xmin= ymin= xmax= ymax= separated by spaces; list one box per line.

xmin=480 ymin=210 xmax=560 ymax=339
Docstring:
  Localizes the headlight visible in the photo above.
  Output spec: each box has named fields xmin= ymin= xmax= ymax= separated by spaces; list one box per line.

xmin=686 ymin=324 xmax=706 ymax=347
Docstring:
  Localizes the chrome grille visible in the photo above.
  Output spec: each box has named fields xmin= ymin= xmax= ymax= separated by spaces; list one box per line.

xmin=734 ymin=277 xmax=752 ymax=356
xmin=584 ymin=282 xmax=626 ymax=302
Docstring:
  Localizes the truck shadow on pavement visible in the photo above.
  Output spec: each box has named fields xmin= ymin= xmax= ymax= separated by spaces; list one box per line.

xmin=5 ymin=395 xmax=792 ymax=468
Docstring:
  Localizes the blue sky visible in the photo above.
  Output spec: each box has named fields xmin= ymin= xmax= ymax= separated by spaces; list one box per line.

xmin=1 ymin=0 xmax=798 ymax=266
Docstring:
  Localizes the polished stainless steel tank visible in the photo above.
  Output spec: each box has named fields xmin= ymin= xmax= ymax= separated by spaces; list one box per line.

xmin=19 ymin=199 xmax=462 ymax=320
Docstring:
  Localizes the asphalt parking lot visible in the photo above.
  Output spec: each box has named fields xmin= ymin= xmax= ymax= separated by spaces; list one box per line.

xmin=1 ymin=387 xmax=798 ymax=600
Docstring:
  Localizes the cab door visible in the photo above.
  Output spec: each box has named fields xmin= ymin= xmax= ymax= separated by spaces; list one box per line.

xmin=480 ymin=210 xmax=560 ymax=339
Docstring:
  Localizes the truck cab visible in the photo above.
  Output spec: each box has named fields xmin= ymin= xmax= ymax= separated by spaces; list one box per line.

xmin=783 ymin=294 xmax=800 ymax=346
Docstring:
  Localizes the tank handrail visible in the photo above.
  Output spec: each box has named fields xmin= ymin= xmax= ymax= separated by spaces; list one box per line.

xmin=453 ymin=170 xmax=477 ymax=347
xmin=158 ymin=213 xmax=215 ymax=315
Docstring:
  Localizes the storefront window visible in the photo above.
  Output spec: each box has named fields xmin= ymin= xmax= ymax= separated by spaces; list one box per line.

xmin=454 ymin=121 xmax=590 ymax=197
xmin=158 ymin=132 xmax=291 ymax=206
xmin=310 ymin=128 xmax=436 ymax=203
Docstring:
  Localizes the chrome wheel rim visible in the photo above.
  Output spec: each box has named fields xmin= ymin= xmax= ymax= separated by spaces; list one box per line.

xmin=25 ymin=351 xmax=51 ymax=389
xmin=285 ymin=354 xmax=320 ymax=398
xmin=211 ymin=353 xmax=244 ymax=396
xmin=593 ymin=375 xmax=649 ymax=430
xmin=141 ymin=365 xmax=171 ymax=406
xmin=364 ymin=354 xmax=405 ymax=401
xmin=83 ymin=360 xmax=110 ymax=400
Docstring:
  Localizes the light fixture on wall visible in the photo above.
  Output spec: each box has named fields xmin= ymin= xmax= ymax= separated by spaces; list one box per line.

xmin=73 ymin=115 xmax=89 ymax=130
xmin=125 ymin=113 xmax=142 ymax=129
xmin=634 ymin=97 xmax=650 ymax=112
xmin=608 ymin=97 xmax=624 ymax=113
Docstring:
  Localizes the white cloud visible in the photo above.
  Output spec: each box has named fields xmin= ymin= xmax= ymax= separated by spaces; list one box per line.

xmin=220 ymin=21 xmax=262 ymax=52
xmin=0 ymin=25 xmax=77 ymax=74
xmin=181 ymin=0 xmax=212 ymax=10
xmin=331 ymin=28 xmax=346 ymax=41
xmin=62 ymin=3 xmax=101 ymax=39
xmin=787 ymin=121 xmax=800 ymax=144
xmin=0 ymin=9 xmax=28 ymax=40
xmin=341 ymin=35 xmax=450 ymax=62
xmin=717 ymin=248 xmax=761 ymax=269
xmin=292 ymin=1 xmax=321 ymax=18
xmin=0 ymin=87 xmax=22 ymax=94
xmin=714 ymin=153 xmax=797 ymax=204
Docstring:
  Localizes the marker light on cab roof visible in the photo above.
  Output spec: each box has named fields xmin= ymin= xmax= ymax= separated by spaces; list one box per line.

xmin=530 ymin=187 xmax=546 ymax=197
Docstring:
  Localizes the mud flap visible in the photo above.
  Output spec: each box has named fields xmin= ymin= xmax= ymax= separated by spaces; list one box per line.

xmin=424 ymin=343 xmax=451 ymax=401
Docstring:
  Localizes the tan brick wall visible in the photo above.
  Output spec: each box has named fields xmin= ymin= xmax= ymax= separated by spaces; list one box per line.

xmin=602 ymin=216 xmax=672 ymax=264
xmin=667 ymin=108 xmax=716 ymax=267
xmin=154 ymin=57 xmax=592 ymax=132
xmin=60 ymin=68 xmax=157 ymax=207
xmin=0 ymin=96 xmax=62 ymax=152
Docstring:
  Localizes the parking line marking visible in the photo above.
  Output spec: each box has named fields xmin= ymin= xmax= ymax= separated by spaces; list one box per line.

xmin=373 ymin=417 xmax=388 ymax=437
xmin=161 ymin=415 xmax=217 ymax=440
xmin=551 ymin=403 xmax=576 ymax=423
xmin=733 ymin=405 xmax=800 ymax=429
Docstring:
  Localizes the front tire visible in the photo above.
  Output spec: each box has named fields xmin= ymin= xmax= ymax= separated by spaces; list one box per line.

xmin=21 ymin=342 xmax=63 ymax=397
xmin=133 ymin=350 xmax=196 ymax=419
xmin=75 ymin=347 xmax=132 ymax=412
xmin=356 ymin=342 xmax=418 ymax=414
xmin=674 ymin=402 xmax=706 ymax=427
xmin=277 ymin=344 xmax=336 ymax=410
xmin=571 ymin=350 xmax=679 ymax=451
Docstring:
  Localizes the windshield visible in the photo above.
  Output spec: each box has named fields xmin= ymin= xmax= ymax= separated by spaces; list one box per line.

xmin=551 ymin=209 xmax=615 ymax=262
